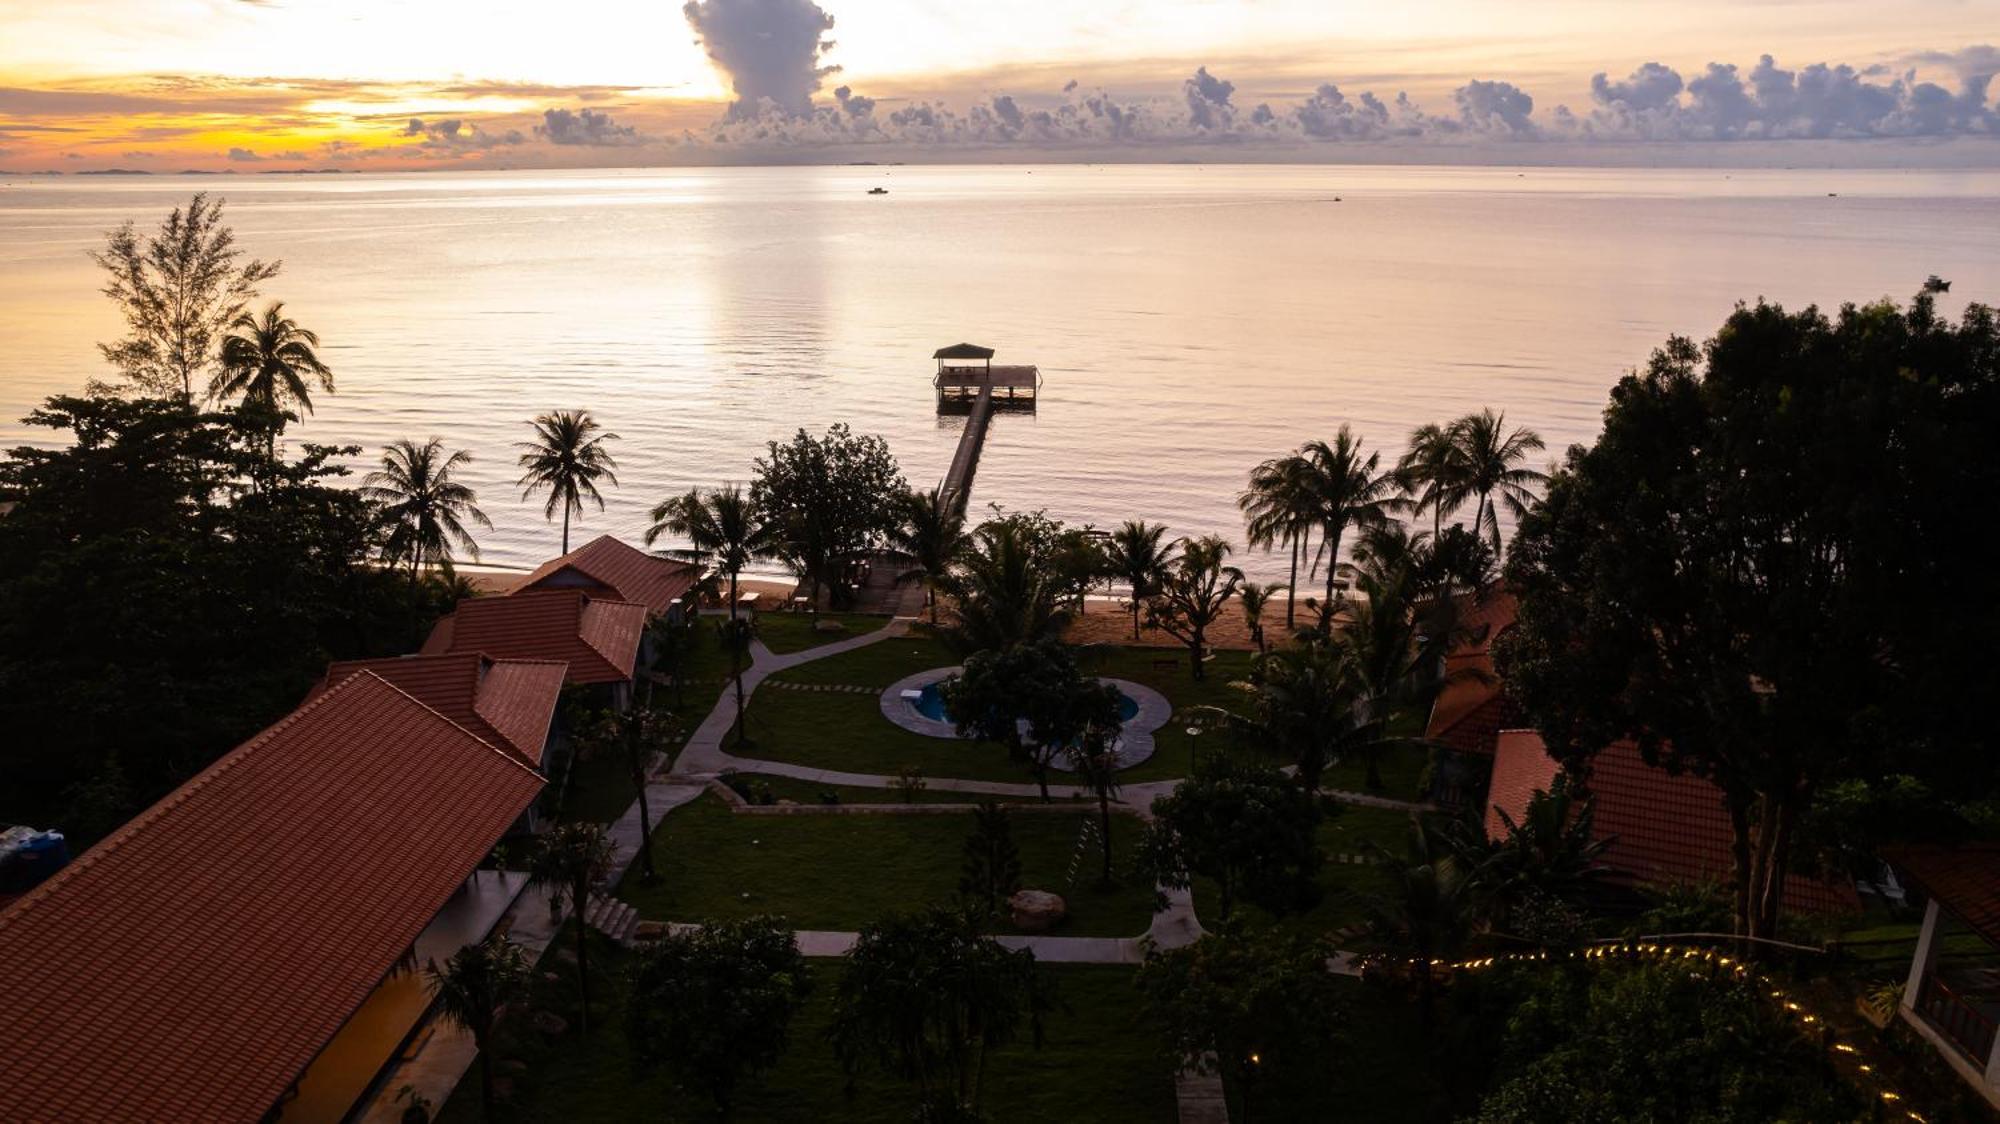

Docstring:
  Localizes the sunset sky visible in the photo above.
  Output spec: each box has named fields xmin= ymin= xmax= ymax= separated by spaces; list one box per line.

xmin=2 ymin=0 xmax=1995 ymax=169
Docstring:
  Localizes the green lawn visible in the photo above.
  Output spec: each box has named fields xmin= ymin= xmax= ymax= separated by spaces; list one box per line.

xmin=730 ymin=689 xmax=1041 ymax=783
xmin=726 ymin=772 xmax=1091 ymax=806
xmin=770 ymin=627 xmax=960 ymax=687
xmin=621 ymin=795 xmax=1155 ymax=938
xmin=440 ymin=957 xmax=1177 ymax=1123
xmin=755 ymin=611 xmax=893 ymax=655
xmin=1192 ymin=804 xmax=1413 ymax=938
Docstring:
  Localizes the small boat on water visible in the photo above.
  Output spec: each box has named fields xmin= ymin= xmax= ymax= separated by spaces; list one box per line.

xmin=868 ymin=187 xmax=889 ymax=195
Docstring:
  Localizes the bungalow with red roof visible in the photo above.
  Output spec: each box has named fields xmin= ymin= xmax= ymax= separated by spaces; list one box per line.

xmin=309 ymin=652 xmax=567 ymax=769
xmin=1484 ymin=729 xmax=1861 ymax=918
xmin=1886 ymin=843 xmax=2000 ymax=1108
xmin=422 ymin=588 xmax=648 ymax=711
xmin=1423 ymin=585 xmax=1520 ymax=759
xmin=0 ymin=671 xmax=545 ymax=1123
xmin=515 ymin=533 xmax=701 ymax=620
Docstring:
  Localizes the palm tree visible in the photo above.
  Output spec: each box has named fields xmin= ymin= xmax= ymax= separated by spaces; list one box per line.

xmin=1103 ymin=520 xmax=1175 ymax=640
xmin=1143 ymin=535 xmax=1243 ymax=681
xmin=947 ymin=517 xmax=1067 ymax=654
xmin=1488 ymin=774 xmax=1611 ymax=921
xmin=517 ymin=410 xmax=619 ymax=554
xmin=1240 ymin=454 xmax=1317 ymax=630
xmin=209 ymin=301 xmax=334 ymax=436
xmin=646 ymin=485 xmax=776 ymax=746
xmin=1363 ymin=815 xmax=1492 ymax=1032
xmin=1395 ymin=422 xmax=1469 ymax=540
xmin=1298 ymin=428 xmax=1402 ymax=627
xmin=427 ymin=936 xmax=530 ymax=1120
xmin=529 ymin=823 xmax=616 ymax=1032
xmin=1237 ymin=580 xmax=1287 ymax=654
xmin=1450 ymin=409 xmax=1547 ymax=556
xmin=888 ymin=486 xmax=970 ymax=625
xmin=360 ymin=438 xmax=491 ymax=584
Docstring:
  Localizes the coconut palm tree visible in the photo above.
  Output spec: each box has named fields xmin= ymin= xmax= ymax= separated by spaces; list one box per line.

xmin=209 ymin=301 xmax=334 ymax=434
xmin=1143 ymin=535 xmax=1243 ymax=681
xmin=1237 ymin=580 xmax=1287 ymax=654
xmin=360 ymin=438 xmax=491 ymax=584
xmin=1395 ymin=422 xmax=1469 ymax=540
xmin=947 ymin=516 xmax=1068 ymax=654
xmin=1240 ymin=454 xmax=1317 ymax=630
xmin=1103 ymin=520 xmax=1175 ymax=640
xmin=517 ymin=410 xmax=619 ymax=554
xmin=427 ymin=936 xmax=530 ymax=1120
xmin=888 ymin=486 xmax=970 ymax=625
xmin=1363 ymin=815 xmax=1493 ymax=1032
xmin=647 ymin=485 xmax=776 ymax=745
xmin=529 ymin=823 xmax=616 ymax=1032
xmin=1298 ymin=428 xmax=1401 ymax=626
xmin=1450 ymin=409 xmax=1547 ymax=556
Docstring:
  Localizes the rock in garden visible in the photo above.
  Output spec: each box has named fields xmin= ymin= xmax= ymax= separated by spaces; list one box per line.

xmin=1008 ymin=889 xmax=1067 ymax=932
xmin=633 ymin=920 xmax=668 ymax=942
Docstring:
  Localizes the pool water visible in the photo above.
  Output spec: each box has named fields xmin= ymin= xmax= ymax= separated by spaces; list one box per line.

xmin=912 ymin=680 xmax=1141 ymax=724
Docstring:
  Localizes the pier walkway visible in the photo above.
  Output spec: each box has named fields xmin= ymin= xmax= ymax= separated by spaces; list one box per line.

xmin=939 ymin=383 xmax=994 ymax=517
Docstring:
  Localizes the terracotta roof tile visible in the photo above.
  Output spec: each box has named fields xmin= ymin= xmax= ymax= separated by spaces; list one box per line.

xmin=310 ymin=653 xmax=567 ymax=767
xmin=1424 ymin=585 xmax=1518 ymax=755
xmin=423 ymin=589 xmax=645 ymax=685
xmin=1883 ymin=843 xmax=2000 ymax=948
xmin=1485 ymin=730 xmax=1861 ymax=917
xmin=517 ymin=535 xmax=699 ymax=615
xmin=0 ymin=673 xmax=543 ymax=1123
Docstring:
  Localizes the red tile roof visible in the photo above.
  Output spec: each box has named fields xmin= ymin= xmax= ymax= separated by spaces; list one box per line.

xmin=1485 ymin=729 xmax=1861 ymax=917
xmin=1884 ymin=843 xmax=2000 ymax=949
xmin=309 ymin=653 xmax=567 ymax=767
xmin=421 ymin=589 xmax=645 ymax=685
xmin=0 ymin=672 xmax=543 ymax=1124
xmin=517 ymin=534 xmax=699 ymax=615
xmin=1424 ymin=585 xmax=1519 ymax=756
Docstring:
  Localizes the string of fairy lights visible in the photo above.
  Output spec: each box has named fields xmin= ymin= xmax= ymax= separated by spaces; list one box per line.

xmin=1398 ymin=940 xmax=1930 ymax=1123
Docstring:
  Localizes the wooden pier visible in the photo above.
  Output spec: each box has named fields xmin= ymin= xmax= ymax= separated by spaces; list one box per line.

xmin=931 ymin=343 xmax=1039 ymax=517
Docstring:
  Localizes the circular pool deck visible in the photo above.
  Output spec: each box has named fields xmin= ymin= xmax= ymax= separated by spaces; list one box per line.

xmin=879 ymin=666 xmax=1171 ymax=770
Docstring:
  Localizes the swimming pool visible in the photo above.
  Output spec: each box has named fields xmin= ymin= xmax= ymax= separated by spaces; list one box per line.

xmin=910 ymin=680 xmax=1141 ymax=724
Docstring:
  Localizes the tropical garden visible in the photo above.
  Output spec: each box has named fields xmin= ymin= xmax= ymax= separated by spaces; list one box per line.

xmin=5 ymin=196 xmax=1998 ymax=1123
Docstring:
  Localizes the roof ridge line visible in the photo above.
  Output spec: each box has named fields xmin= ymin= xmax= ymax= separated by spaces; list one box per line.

xmin=0 ymin=671 xmax=393 ymax=926
xmin=364 ymin=669 xmax=548 ymax=780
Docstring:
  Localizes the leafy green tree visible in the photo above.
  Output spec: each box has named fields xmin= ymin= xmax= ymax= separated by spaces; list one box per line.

xmin=0 ymin=395 xmax=441 ymax=836
xmin=828 ymin=906 xmax=1056 ymax=1116
xmin=529 ymin=822 xmax=616 ymax=1031
xmin=1104 ymin=520 xmax=1175 ymax=640
xmin=626 ymin=917 xmax=813 ymax=1114
xmin=646 ymin=612 xmax=695 ymax=709
xmin=890 ymin=485 xmax=970 ymax=625
xmin=427 ymin=936 xmax=530 ymax=1121
xmin=1136 ymin=753 xmax=1323 ymax=920
xmin=1143 ymin=535 xmax=1243 ymax=681
xmin=1239 ymin=453 xmax=1317 ymax=629
xmin=1485 ymin=775 xmax=1610 ymax=929
xmin=958 ymin=801 xmax=1022 ymax=920
xmin=751 ymin=424 xmax=907 ymax=607
xmin=942 ymin=638 xmax=1115 ymax=801
xmin=1496 ymin=285 xmax=2000 ymax=942
xmin=90 ymin=192 xmax=281 ymax=399
xmin=1473 ymin=961 xmax=1865 ymax=1123
xmin=209 ymin=301 xmax=333 ymax=427
xmin=1067 ymin=712 xmax=1126 ymax=886
xmin=647 ymin=484 xmax=775 ymax=739
xmin=360 ymin=437 xmax=490 ymax=585
xmin=1137 ymin=925 xmax=1345 ymax=1124
xmin=517 ymin=409 xmax=619 ymax=554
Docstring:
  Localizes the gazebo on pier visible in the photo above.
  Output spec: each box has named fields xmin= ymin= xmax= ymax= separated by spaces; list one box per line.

xmin=933 ymin=342 xmax=1040 ymax=412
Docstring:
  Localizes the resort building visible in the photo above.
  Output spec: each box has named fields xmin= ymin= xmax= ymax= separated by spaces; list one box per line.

xmin=1422 ymin=585 xmax=1520 ymax=760
xmin=309 ymin=652 xmax=567 ymax=768
xmin=1484 ymin=729 xmax=1861 ymax=917
xmin=0 ymin=671 xmax=546 ymax=1123
xmin=1887 ymin=843 xmax=2000 ymax=1109
xmin=514 ymin=533 xmax=701 ymax=620
xmin=422 ymin=587 xmax=648 ymax=709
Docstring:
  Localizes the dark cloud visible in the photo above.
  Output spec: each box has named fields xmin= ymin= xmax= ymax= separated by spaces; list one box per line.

xmin=226 ymin=146 xmax=261 ymax=161
xmin=536 ymin=107 xmax=642 ymax=146
xmin=1576 ymin=53 xmax=1995 ymax=139
xmin=1183 ymin=66 xmax=1235 ymax=130
xmin=400 ymin=117 xmax=527 ymax=150
xmin=683 ymin=0 xmax=837 ymax=120
xmin=1454 ymin=79 xmax=1537 ymax=135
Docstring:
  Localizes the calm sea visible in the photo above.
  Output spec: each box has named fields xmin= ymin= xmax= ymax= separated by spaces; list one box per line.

xmin=4 ymin=164 xmax=1998 ymax=578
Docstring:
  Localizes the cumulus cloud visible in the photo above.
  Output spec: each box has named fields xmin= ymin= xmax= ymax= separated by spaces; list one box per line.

xmin=1579 ymin=53 xmax=1996 ymax=140
xmin=1183 ymin=66 xmax=1235 ymax=130
xmin=399 ymin=116 xmax=527 ymax=150
xmin=226 ymin=146 xmax=261 ymax=161
xmin=536 ymin=107 xmax=641 ymax=146
xmin=1455 ymin=79 xmax=1537 ymax=135
xmin=683 ymin=0 xmax=837 ymax=120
